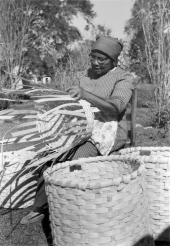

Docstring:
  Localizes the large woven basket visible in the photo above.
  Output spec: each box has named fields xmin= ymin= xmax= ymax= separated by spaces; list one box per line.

xmin=0 ymin=150 xmax=37 ymax=208
xmin=119 ymin=146 xmax=170 ymax=241
xmin=44 ymin=155 xmax=154 ymax=246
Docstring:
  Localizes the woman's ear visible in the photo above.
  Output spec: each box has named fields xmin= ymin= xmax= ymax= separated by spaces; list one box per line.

xmin=112 ymin=59 xmax=118 ymax=67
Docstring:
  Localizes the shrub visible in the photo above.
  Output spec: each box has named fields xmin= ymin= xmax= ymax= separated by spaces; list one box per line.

xmin=0 ymin=93 xmax=10 ymax=111
xmin=0 ymin=92 xmax=31 ymax=111
xmin=150 ymin=104 xmax=170 ymax=137
xmin=137 ymin=83 xmax=155 ymax=108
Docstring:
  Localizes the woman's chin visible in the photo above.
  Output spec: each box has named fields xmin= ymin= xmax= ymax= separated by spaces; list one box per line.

xmin=93 ymin=68 xmax=102 ymax=75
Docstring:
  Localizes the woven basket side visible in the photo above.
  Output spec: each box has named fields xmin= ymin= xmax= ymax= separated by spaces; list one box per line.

xmin=45 ymin=158 xmax=151 ymax=246
xmin=118 ymin=147 xmax=170 ymax=241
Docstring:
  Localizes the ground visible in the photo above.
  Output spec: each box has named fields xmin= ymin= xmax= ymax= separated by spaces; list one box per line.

xmin=0 ymin=107 xmax=170 ymax=246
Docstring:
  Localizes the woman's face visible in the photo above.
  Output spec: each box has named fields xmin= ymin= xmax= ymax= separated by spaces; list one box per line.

xmin=90 ymin=50 xmax=114 ymax=77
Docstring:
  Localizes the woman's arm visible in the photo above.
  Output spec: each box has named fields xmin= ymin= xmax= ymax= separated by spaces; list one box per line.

xmin=66 ymin=75 xmax=134 ymax=116
xmin=66 ymin=86 xmax=118 ymax=116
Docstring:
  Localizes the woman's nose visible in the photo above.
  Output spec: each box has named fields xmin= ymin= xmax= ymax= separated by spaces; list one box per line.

xmin=92 ymin=59 xmax=99 ymax=65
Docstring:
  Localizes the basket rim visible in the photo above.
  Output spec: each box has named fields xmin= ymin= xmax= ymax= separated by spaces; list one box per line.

xmin=119 ymin=147 xmax=170 ymax=164
xmin=43 ymin=155 xmax=145 ymax=190
xmin=119 ymin=146 xmax=170 ymax=155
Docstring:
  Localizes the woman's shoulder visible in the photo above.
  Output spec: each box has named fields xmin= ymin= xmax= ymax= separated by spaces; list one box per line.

xmin=113 ymin=67 xmax=135 ymax=83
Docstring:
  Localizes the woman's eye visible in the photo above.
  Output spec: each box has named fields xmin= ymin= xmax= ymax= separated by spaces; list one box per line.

xmin=98 ymin=58 xmax=104 ymax=62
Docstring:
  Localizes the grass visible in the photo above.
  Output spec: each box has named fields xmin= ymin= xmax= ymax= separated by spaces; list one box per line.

xmin=135 ymin=108 xmax=170 ymax=147
xmin=0 ymin=107 xmax=170 ymax=246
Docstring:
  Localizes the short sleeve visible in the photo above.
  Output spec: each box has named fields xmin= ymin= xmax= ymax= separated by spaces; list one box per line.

xmin=110 ymin=73 xmax=134 ymax=114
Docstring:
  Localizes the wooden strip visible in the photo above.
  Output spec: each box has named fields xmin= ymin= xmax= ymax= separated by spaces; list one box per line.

xmin=23 ymin=115 xmax=37 ymax=119
xmin=35 ymin=97 xmax=74 ymax=103
xmin=49 ymin=110 xmax=86 ymax=118
xmin=11 ymin=128 xmax=38 ymax=137
xmin=15 ymin=121 xmax=37 ymax=128
xmin=0 ymin=115 xmax=14 ymax=119
xmin=0 ymin=136 xmax=40 ymax=144
xmin=11 ymin=110 xmax=37 ymax=115
xmin=0 ymin=109 xmax=14 ymax=115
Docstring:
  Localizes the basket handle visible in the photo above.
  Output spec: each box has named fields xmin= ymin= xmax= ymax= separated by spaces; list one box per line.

xmin=140 ymin=150 xmax=151 ymax=156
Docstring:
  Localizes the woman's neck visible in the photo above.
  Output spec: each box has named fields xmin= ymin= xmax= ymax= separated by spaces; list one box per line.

xmin=93 ymin=66 xmax=116 ymax=79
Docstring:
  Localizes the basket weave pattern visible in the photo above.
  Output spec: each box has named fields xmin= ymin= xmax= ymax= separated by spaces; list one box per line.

xmin=0 ymin=150 xmax=37 ymax=208
xmin=119 ymin=147 xmax=170 ymax=241
xmin=36 ymin=99 xmax=94 ymax=150
xmin=44 ymin=155 xmax=152 ymax=246
xmin=0 ymin=98 xmax=94 ymax=208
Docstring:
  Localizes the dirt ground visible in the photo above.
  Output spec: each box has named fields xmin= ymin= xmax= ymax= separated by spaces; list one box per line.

xmin=0 ymin=207 xmax=52 ymax=246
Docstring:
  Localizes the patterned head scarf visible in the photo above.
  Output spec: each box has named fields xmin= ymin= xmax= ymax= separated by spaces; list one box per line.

xmin=91 ymin=36 xmax=123 ymax=61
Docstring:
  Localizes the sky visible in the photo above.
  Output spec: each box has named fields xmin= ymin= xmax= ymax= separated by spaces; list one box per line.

xmin=72 ymin=0 xmax=134 ymax=40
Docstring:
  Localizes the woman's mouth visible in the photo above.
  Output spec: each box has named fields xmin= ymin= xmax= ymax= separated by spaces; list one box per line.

xmin=93 ymin=67 xmax=100 ymax=71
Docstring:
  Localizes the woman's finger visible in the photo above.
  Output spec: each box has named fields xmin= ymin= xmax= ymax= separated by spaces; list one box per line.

xmin=65 ymin=87 xmax=71 ymax=92
xmin=70 ymin=91 xmax=79 ymax=98
xmin=66 ymin=86 xmax=78 ymax=92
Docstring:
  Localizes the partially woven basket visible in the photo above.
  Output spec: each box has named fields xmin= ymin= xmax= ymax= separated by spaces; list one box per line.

xmin=119 ymin=146 xmax=170 ymax=241
xmin=44 ymin=155 xmax=154 ymax=246
xmin=0 ymin=92 xmax=94 ymax=208
xmin=36 ymin=99 xmax=94 ymax=151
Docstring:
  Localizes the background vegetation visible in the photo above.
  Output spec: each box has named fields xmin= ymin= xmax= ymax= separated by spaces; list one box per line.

xmin=0 ymin=0 xmax=169 ymax=140
xmin=0 ymin=1 xmax=170 ymax=246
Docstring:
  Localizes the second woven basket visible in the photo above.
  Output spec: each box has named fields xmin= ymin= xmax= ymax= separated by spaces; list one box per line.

xmin=44 ymin=155 xmax=154 ymax=246
xmin=119 ymin=146 xmax=170 ymax=241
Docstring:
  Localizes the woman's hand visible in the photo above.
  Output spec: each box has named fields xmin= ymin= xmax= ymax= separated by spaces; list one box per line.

xmin=66 ymin=86 xmax=85 ymax=101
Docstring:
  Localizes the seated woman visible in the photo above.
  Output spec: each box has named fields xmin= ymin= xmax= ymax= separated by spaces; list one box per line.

xmin=20 ymin=36 xmax=134 ymax=224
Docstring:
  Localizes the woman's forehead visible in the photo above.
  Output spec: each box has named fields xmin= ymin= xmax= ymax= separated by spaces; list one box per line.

xmin=91 ymin=50 xmax=108 ymax=58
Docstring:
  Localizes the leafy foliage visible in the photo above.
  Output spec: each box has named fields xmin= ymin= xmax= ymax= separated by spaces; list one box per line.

xmin=125 ymin=0 xmax=170 ymax=134
xmin=87 ymin=24 xmax=112 ymax=40
xmin=0 ymin=93 xmax=9 ymax=111
xmin=0 ymin=0 xmax=34 ymax=89
xmin=28 ymin=0 xmax=95 ymax=51
xmin=0 ymin=0 xmax=95 ymax=89
xmin=124 ymin=0 xmax=151 ymax=82
xmin=150 ymin=105 xmax=170 ymax=137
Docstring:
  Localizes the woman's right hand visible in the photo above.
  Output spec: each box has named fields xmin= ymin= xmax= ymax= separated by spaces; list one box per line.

xmin=66 ymin=86 xmax=85 ymax=101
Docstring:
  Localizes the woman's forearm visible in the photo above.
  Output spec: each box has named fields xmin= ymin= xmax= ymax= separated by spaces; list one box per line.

xmin=82 ymin=89 xmax=118 ymax=116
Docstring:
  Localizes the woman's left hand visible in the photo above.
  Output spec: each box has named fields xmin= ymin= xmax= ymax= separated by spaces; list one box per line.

xmin=66 ymin=86 xmax=84 ymax=100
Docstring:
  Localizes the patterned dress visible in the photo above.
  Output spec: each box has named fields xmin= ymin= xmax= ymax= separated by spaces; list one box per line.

xmin=80 ymin=66 xmax=134 ymax=153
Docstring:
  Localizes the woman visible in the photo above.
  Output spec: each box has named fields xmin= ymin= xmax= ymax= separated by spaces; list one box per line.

xmin=20 ymin=36 xmax=134 ymax=224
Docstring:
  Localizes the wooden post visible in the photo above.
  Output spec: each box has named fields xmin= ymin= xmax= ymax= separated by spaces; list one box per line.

xmin=130 ymin=87 xmax=137 ymax=146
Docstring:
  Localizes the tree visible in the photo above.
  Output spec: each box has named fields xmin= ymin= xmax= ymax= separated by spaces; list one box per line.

xmin=0 ymin=0 xmax=34 ymax=89
xmin=28 ymin=0 xmax=95 ymax=55
xmin=125 ymin=0 xmax=170 ymax=130
xmin=124 ymin=0 xmax=151 ymax=83
xmin=0 ymin=0 xmax=96 ymax=89
xmin=85 ymin=23 xmax=112 ymax=41
xmin=125 ymin=0 xmax=170 ymax=85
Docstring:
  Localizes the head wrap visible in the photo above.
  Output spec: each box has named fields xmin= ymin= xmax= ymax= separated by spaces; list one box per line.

xmin=91 ymin=36 xmax=123 ymax=61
